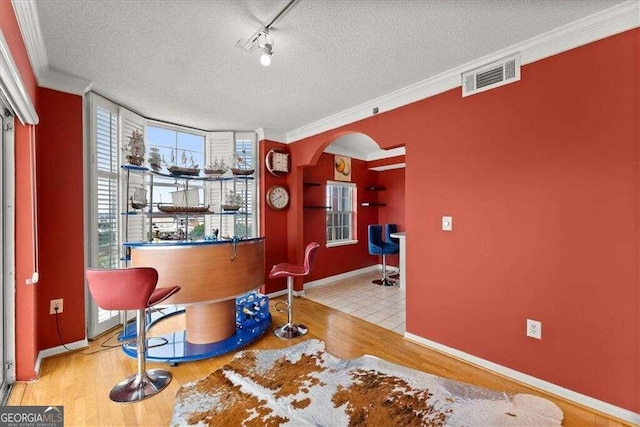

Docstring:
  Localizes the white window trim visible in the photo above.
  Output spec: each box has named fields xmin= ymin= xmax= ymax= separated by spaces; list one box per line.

xmin=1 ymin=102 xmax=17 ymax=387
xmin=326 ymin=239 xmax=358 ymax=248
xmin=146 ymin=120 xmax=208 ymax=139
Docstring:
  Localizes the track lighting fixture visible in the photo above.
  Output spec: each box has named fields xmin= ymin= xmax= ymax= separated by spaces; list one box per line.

xmin=235 ymin=0 xmax=298 ymax=67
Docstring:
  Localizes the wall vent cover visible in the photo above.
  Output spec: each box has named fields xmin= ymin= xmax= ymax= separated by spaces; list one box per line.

xmin=462 ymin=54 xmax=521 ymax=97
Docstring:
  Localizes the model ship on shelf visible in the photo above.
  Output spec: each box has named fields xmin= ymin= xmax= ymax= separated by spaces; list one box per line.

xmin=147 ymin=146 xmax=162 ymax=172
xmin=231 ymin=153 xmax=254 ymax=176
xmin=167 ymin=150 xmax=200 ymax=176
xmin=157 ymin=188 xmax=211 ymax=213
xmin=129 ymin=187 xmax=148 ymax=210
xmin=222 ymin=190 xmax=243 ymax=211
xmin=122 ymin=130 xmax=145 ymax=166
xmin=204 ymin=157 xmax=229 ymax=177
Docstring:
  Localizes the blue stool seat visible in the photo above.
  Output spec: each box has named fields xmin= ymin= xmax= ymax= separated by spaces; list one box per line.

xmin=368 ymin=225 xmax=397 ymax=286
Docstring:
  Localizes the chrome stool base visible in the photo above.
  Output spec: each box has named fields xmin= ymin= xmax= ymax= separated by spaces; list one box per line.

xmin=274 ymin=276 xmax=309 ymax=339
xmin=373 ymin=278 xmax=397 ymax=287
xmin=274 ymin=323 xmax=308 ymax=339
xmin=109 ymin=369 xmax=172 ymax=403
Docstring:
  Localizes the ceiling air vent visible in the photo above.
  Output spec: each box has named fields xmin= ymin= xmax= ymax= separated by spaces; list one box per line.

xmin=462 ymin=54 xmax=521 ymax=97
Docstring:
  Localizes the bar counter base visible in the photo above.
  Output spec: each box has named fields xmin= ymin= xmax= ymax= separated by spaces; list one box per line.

xmin=118 ymin=306 xmax=185 ymax=342
xmin=122 ymin=313 xmax=271 ymax=365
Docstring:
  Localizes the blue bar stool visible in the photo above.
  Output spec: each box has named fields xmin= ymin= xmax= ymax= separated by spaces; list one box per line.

xmin=368 ymin=225 xmax=397 ymax=286
xmin=385 ymin=223 xmax=400 ymax=278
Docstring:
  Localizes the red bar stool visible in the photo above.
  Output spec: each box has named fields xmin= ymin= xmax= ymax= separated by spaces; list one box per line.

xmin=269 ymin=242 xmax=320 ymax=339
xmin=86 ymin=267 xmax=180 ymax=403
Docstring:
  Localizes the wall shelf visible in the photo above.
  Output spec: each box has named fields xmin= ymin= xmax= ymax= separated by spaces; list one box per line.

xmin=361 ymin=202 xmax=386 ymax=207
xmin=303 ymin=182 xmax=321 ymax=187
xmin=365 ymin=186 xmax=386 ymax=191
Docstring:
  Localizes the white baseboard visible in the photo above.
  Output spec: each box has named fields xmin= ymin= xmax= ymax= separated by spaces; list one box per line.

xmin=304 ymin=265 xmax=379 ymax=290
xmin=404 ymin=332 xmax=640 ymax=425
xmin=269 ymin=265 xmax=382 ymax=299
xmin=35 ymin=338 xmax=89 ymax=377
xmin=267 ymin=289 xmax=288 ymax=299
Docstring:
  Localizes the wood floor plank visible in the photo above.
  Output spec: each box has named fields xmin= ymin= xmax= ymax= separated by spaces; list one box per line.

xmin=5 ymin=296 xmax=632 ymax=426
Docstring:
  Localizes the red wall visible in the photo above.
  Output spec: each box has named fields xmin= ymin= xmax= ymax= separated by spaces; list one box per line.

xmin=1 ymin=0 xmax=39 ymax=380
xmin=287 ymin=30 xmax=639 ymax=413
xmin=259 ymin=140 xmax=289 ymax=293
xmin=407 ymin=30 xmax=639 ymax=412
xmin=302 ymin=153 xmax=378 ymax=282
xmin=35 ymin=88 xmax=85 ymax=349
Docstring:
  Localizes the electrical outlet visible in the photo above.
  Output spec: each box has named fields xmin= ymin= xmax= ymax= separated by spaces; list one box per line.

xmin=50 ymin=299 xmax=63 ymax=315
xmin=526 ymin=319 xmax=542 ymax=339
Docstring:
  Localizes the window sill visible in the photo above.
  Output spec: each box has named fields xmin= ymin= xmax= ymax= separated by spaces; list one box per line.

xmin=326 ymin=239 xmax=358 ymax=248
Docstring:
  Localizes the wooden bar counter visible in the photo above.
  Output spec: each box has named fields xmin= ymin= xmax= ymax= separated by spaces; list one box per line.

xmin=126 ymin=238 xmax=264 ymax=344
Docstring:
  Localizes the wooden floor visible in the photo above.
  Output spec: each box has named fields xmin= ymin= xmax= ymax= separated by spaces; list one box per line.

xmin=8 ymin=296 xmax=629 ymax=426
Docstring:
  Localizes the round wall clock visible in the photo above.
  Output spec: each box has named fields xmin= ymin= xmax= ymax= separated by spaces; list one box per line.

xmin=265 ymin=148 xmax=290 ymax=176
xmin=266 ymin=185 xmax=290 ymax=210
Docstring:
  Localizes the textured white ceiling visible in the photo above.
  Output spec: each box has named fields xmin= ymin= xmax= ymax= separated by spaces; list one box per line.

xmin=36 ymin=0 xmax=624 ymax=134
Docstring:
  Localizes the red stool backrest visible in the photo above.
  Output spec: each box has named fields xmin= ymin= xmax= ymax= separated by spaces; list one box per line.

xmin=86 ymin=267 xmax=159 ymax=311
xmin=303 ymin=242 xmax=320 ymax=274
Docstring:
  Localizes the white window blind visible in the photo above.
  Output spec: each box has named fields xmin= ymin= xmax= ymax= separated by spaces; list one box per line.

xmin=206 ymin=132 xmax=234 ymax=237
xmin=120 ymin=109 xmax=147 ymax=245
xmin=234 ymin=132 xmax=257 ymax=238
xmin=205 ymin=131 xmax=257 ymax=239
xmin=95 ymin=104 xmax=120 ymax=269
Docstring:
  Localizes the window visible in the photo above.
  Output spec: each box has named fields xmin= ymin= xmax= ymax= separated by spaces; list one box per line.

xmin=88 ymin=94 xmax=122 ymax=338
xmin=206 ymin=131 xmax=257 ymax=239
xmin=326 ymin=181 xmax=356 ymax=246
xmin=146 ymin=124 xmax=206 ymax=240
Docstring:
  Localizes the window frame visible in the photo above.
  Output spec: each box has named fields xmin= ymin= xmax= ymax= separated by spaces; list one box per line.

xmin=325 ymin=180 xmax=357 ymax=247
xmin=145 ymin=121 xmax=207 ymax=240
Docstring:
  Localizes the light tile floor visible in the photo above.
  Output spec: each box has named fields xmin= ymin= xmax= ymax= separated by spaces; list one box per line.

xmin=304 ymin=271 xmax=406 ymax=334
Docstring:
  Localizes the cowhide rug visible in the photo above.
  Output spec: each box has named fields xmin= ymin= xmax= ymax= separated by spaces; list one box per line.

xmin=171 ymin=339 xmax=563 ymax=426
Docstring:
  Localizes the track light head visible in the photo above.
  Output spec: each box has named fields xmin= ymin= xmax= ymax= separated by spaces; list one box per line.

xmin=257 ymin=31 xmax=274 ymax=66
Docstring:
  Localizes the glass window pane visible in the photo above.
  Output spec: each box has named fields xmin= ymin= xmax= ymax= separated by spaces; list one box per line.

xmin=326 ymin=183 xmax=356 ymax=243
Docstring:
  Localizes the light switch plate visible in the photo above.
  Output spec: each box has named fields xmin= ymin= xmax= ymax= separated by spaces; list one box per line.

xmin=442 ymin=216 xmax=453 ymax=231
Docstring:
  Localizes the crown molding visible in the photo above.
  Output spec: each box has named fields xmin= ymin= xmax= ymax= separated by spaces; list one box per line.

xmin=0 ymin=29 xmax=38 ymax=124
xmin=40 ymin=69 xmax=92 ymax=96
xmin=256 ymin=127 xmax=286 ymax=143
xmin=369 ymin=163 xmax=406 ymax=172
xmin=10 ymin=0 xmax=47 ymax=84
xmin=322 ymin=143 xmax=369 ymax=161
xmin=11 ymin=0 xmax=92 ymax=96
xmin=367 ymin=147 xmax=405 ymax=161
xmin=286 ymin=1 xmax=639 ymax=143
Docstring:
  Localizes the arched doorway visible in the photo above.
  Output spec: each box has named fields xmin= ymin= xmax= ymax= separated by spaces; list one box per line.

xmin=299 ymin=132 xmax=407 ymax=334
